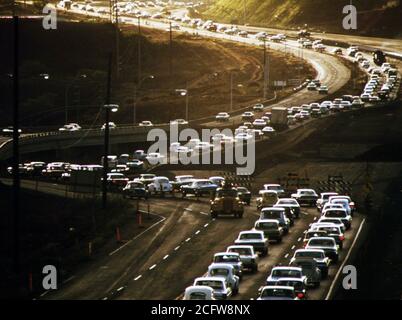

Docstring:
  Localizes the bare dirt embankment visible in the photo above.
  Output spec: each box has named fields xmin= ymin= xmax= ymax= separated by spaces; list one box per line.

xmin=0 ymin=19 xmax=315 ymax=129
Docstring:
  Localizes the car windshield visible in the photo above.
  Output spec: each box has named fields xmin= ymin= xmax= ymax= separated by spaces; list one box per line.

xmin=240 ymin=234 xmax=261 ymax=240
xmin=306 ymin=231 xmax=327 ymax=238
xmin=236 ymin=187 xmax=248 ymax=193
xmin=261 ymin=288 xmax=294 ymax=298
xmin=277 ymin=281 xmax=303 ymax=291
xmin=189 ymin=292 xmax=207 ymax=300
xmin=325 ymin=210 xmax=347 ymax=218
xmin=210 ymin=269 xmax=229 ymax=277
xmin=323 ymin=194 xmax=337 ymax=200
xmin=129 ymin=183 xmax=143 ymax=188
xmin=216 ymin=189 xmax=237 ymax=197
xmin=309 ymin=239 xmax=335 ymax=247
xmin=229 ymin=248 xmax=251 ymax=255
xmin=262 ymin=211 xmax=282 ymax=219
xmin=278 ymin=199 xmax=297 ymax=205
xmin=196 ymin=181 xmax=212 ymax=186
xmin=196 ymin=281 xmax=223 ymax=290
xmin=300 ymin=191 xmax=315 ymax=195
xmin=141 ymin=175 xmax=155 ymax=179
xmin=257 ymin=222 xmax=278 ymax=229
xmin=272 ymin=270 xmax=301 ymax=278
xmin=318 ymin=227 xmax=340 ymax=234
xmin=296 ymin=251 xmax=324 ymax=259
xmin=267 ymin=185 xmax=282 ymax=191
xmin=214 ymin=255 xmax=239 ymax=263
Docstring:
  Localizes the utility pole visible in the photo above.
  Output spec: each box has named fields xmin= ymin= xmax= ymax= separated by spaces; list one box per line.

xmin=242 ymin=0 xmax=247 ymax=25
xmin=102 ymin=53 xmax=113 ymax=209
xmin=263 ymin=38 xmax=268 ymax=99
xmin=230 ymin=72 xmax=233 ymax=112
xmin=115 ymin=1 xmax=119 ymax=80
xmin=169 ymin=21 xmax=173 ymax=77
xmin=185 ymin=84 xmax=189 ymax=121
xmin=138 ymin=16 xmax=142 ymax=85
xmin=12 ymin=15 xmax=20 ymax=274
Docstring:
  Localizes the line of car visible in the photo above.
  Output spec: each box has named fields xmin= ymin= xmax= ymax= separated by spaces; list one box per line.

xmin=183 ymin=186 xmax=356 ymax=300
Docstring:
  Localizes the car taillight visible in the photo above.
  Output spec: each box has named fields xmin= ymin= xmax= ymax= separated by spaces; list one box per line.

xmin=297 ymin=293 xmax=304 ymax=299
xmin=339 ymin=235 xmax=345 ymax=241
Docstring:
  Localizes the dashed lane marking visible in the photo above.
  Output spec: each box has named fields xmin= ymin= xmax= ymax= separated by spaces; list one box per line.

xmin=185 ymin=237 xmax=191 ymax=242
xmin=134 ymin=275 xmax=142 ymax=281
xmin=149 ymin=264 xmax=157 ymax=270
xmin=204 ymin=223 xmax=209 ymax=227
xmin=199 ymin=212 xmax=209 ymax=216
xmin=175 ymin=246 xmax=180 ymax=251
xmin=291 ymin=245 xmax=296 ymax=250
xmin=163 ymin=255 xmax=169 ymax=260
xmin=195 ymin=230 xmax=201 ymax=235
xmin=297 ymin=237 xmax=302 ymax=242
xmin=284 ymin=253 xmax=289 ymax=259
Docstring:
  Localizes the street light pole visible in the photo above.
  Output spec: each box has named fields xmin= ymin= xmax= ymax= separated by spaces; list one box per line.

xmin=185 ymin=88 xmax=189 ymax=121
xmin=102 ymin=54 xmax=113 ymax=209
xmin=230 ymin=72 xmax=233 ymax=112
xmin=12 ymin=15 xmax=20 ymax=274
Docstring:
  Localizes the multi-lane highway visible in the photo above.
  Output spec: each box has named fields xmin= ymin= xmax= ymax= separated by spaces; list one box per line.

xmin=2 ymin=1 xmax=401 ymax=301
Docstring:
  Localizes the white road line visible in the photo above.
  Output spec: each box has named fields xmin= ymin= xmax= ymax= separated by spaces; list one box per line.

xmin=199 ymin=212 xmax=209 ymax=216
xmin=163 ymin=254 xmax=169 ymax=260
xmin=204 ymin=223 xmax=209 ymax=227
xmin=62 ymin=275 xmax=75 ymax=284
xmin=195 ymin=230 xmax=201 ymax=235
xmin=134 ymin=275 xmax=142 ymax=281
xmin=149 ymin=264 xmax=157 ymax=270
xmin=40 ymin=291 xmax=49 ymax=297
xmin=175 ymin=246 xmax=180 ymax=251
xmin=117 ymin=286 xmax=125 ymax=292
xmin=291 ymin=245 xmax=296 ymax=250
xmin=185 ymin=237 xmax=191 ymax=242
xmin=297 ymin=237 xmax=302 ymax=242
xmin=284 ymin=253 xmax=289 ymax=259
xmin=303 ymin=211 xmax=309 ymax=215
xmin=185 ymin=207 xmax=193 ymax=211
xmin=109 ymin=213 xmax=166 ymax=256
xmin=325 ymin=218 xmax=366 ymax=300
xmin=314 ymin=217 xmax=317 ymax=221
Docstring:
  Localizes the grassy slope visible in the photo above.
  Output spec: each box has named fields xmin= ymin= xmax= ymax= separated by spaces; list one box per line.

xmin=203 ymin=0 xmax=402 ymax=37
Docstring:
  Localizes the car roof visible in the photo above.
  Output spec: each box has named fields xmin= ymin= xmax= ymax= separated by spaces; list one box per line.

xmin=256 ymin=219 xmax=279 ymax=224
xmin=194 ymin=277 xmax=225 ymax=283
xmin=272 ymin=266 xmax=302 ymax=271
xmin=239 ymin=230 xmax=264 ymax=235
xmin=276 ymin=277 xmax=304 ymax=283
xmin=261 ymin=207 xmax=285 ymax=211
xmin=227 ymin=245 xmax=254 ymax=250
xmin=262 ymin=285 xmax=294 ymax=290
xmin=185 ymin=285 xmax=214 ymax=293
xmin=208 ymin=263 xmax=234 ymax=270
xmin=295 ymin=248 xmax=325 ymax=254
xmin=308 ymin=236 xmax=335 ymax=242
xmin=214 ymin=252 xmax=240 ymax=257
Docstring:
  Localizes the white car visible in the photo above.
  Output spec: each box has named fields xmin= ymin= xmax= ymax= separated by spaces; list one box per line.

xmin=262 ymin=126 xmax=275 ymax=135
xmin=183 ymin=286 xmax=215 ymax=300
xmin=139 ymin=120 xmax=153 ymax=126
xmin=170 ymin=119 xmax=188 ymax=125
xmin=253 ymin=103 xmax=264 ymax=112
xmin=316 ymin=192 xmax=338 ymax=211
xmin=145 ymin=152 xmax=165 ymax=164
xmin=59 ymin=123 xmax=81 ymax=131
xmin=148 ymin=176 xmax=173 ymax=194
xmin=206 ymin=263 xmax=240 ymax=295
xmin=193 ymin=277 xmax=232 ymax=300
xmin=235 ymin=132 xmax=253 ymax=141
xmin=215 ymin=112 xmax=230 ymax=121
xmin=241 ymin=111 xmax=254 ymax=120
xmin=101 ymin=122 xmax=116 ymax=130
xmin=252 ymin=119 xmax=267 ymax=128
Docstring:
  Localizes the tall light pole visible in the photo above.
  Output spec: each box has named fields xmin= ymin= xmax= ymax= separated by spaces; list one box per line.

xmin=133 ymin=75 xmax=154 ymax=125
xmin=176 ymin=89 xmax=189 ymax=121
xmin=230 ymin=72 xmax=234 ymax=112
xmin=102 ymin=54 xmax=118 ymax=209
xmin=12 ymin=15 xmax=20 ymax=274
xmin=137 ymin=16 xmax=142 ymax=85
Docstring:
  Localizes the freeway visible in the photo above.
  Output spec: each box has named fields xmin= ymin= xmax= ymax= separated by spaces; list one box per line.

xmin=10 ymin=174 xmax=367 ymax=300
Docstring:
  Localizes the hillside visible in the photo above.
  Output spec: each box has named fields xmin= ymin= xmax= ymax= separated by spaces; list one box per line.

xmin=201 ymin=0 xmax=402 ymax=38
